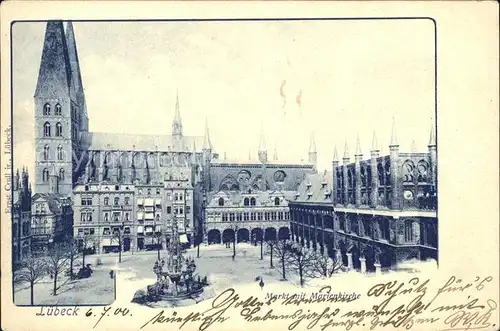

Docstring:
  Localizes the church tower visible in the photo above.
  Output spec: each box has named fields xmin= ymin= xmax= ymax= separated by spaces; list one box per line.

xmin=172 ymin=91 xmax=184 ymax=151
xmin=34 ymin=21 xmax=85 ymax=195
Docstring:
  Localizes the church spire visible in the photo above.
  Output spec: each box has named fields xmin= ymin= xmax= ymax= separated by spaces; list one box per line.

xmin=343 ymin=141 xmax=350 ymax=160
xmin=389 ymin=116 xmax=398 ymax=147
xmin=371 ymin=131 xmax=379 ymax=152
xmin=333 ymin=145 xmax=339 ymax=163
xmin=428 ymin=124 xmax=436 ymax=147
xmin=65 ymin=21 xmax=86 ymax=111
xmin=309 ymin=132 xmax=317 ymax=153
xmin=203 ymin=117 xmax=212 ymax=150
xmin=35 ymin=21 xmax=72 ymax=98
xmin=355 ymin=134 xmax=362 ymax=156
xmin=172 ymin=90 xmax=183 ymax=136
xmin=258 ymin=122 xmax=266 ymax=152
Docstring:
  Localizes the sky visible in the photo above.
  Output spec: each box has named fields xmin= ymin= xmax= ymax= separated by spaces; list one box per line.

xmin=12 ymin=19 xmax=435 ymax=179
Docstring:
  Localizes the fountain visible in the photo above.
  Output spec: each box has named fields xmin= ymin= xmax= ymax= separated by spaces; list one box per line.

xmin=131 ymin=215 xmax=214 ymax=307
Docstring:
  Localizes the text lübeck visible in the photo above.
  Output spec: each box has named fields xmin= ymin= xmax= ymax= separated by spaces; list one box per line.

xmin=36 ymin=306 xmax=80 ymax=316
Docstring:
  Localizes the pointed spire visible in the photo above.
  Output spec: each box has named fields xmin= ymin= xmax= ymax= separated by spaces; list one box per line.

xmin=355 ymin=134 xmax=362 ymax=156
xmin=333 ymin=145 xmax=339 ymax=162
xmin=343 ymin=141 xmax=349 ymax=159
xmin=65 ymin=21 xmax=86 ymax=109
xmin=174 ymin=90 xmax=181 ymax=120
xmin=203 ymin=117 xmax=212 ymax=150
xmin=389 ymin=116 xmax=398 ymax=146
xmin=428 ymin=124 xmax=436 ymax=146
xmin=35 ymin=21 xmax=72 ymax=98
xmin=258 ymin=121 xmax=266 ymax=151
xmin=411 ymin=140 xmax=417 ymax=152
xmin=309 ymin=132 xmax=317 ymax=153
xmin=223 ymin=151 xmax=227 ymax=160
xmin=172 ymin=90 xmax=183 ymax=137
xmin=371 ymin=131 xmax=379 ymax=152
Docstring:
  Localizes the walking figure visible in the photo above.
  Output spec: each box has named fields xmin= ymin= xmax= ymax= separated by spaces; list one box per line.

xmin=259 ymin=277 xmax=264 ymax=290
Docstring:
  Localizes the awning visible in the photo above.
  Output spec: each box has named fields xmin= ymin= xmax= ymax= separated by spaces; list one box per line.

xmin=179 ymin=234 xmax=188 ymax=244
xmin=144 ymin=198 xmax=154 ymax=206
xmin=145 ymin=212 xmax=154 ymax=220
xmin=155 ymin=199 xmax=162 ymax=205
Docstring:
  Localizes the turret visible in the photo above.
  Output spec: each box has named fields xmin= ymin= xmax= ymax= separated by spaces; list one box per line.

xmin=258 ymin=123 xmax=267 ymax=164
xmin=354 ymin=135 xmax=362 ymax=206
xmin=202 ymin=118 xmax=212 ymax=192
xmin=428 ymin=123 xmax=437 ymax=188
xmin=389 ymin=117 xmax=400 ymax=208
xmin=308 ymin=132 xmax=318 ymax=171
xmin=332 ymin=146 xmax=339 ymax=205
xmin=370 ymin=131 xmax=380 ymax=207
xmin=342 ymin=141 xmax=349 ymax=205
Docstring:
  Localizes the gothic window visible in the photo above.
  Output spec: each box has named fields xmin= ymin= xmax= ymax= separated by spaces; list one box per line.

xmin=244 ymin=197 xmax=249 ymax=206
xmin=250 ymin=197 xmax=256 ymax=206
xmin=377 ymin=163 xmax=385 ymax=186
xmin=243 ymin=213 xmax=249 ymax=221
xmin=43 ymin=103 xmax=51 ymax=115
xmin=250 ymin=212 xmax=256 ymax=221
xmin=104 ymin=197 xmax=109 ymax=205
xmin=361 ymin=167 xmax=367 ymax=187
xmin=114 ymin=197 xmax=119 ymax=205
xmin=218 ymin=197 xmax=224 ymax=206
xmin=236 ymin=213 xmax=242 ymax=221
xmin=367 ymin=165 xmax=372 ymax=186
xmin=57 ymin=145 xmax=63 ymax=160
xmin=104 ymin=213 xmax=109 ymax=222
xmin=348 ymin=169 xmax=353 ymax=188
xmin=404 ymin=220 xmax=414 ymax=242
xmin=56 ymin=122 xmax=63 ymax=137
xmin=125 ymin=197 xmax=130 ymax=205
xmin=417 ymin=160 xmax=429 ymax=183
xmin=43 ymin=145 xmax=50 ymax=160
xmin=274 ymin=197 xmax=280 ymax=206
xmin=385 ymin=162 xmax=391 ymax=185
xmin=403 ymin=160 xmax=415 ymax=183
xmin=257 ymin=212 xmax=263 ymax=221
xmin=55 ymin=104 xmax=62 ymax=116
xmin=42 ymin=168 xmax=49 ymax=182
xmin=380 ymin=219 xmax=390 ymax=240
xmin=363 ymin=219 xmax=372 ymax=237
xmin=43 ymin=122 xmax=51 ymax=137
xmin=59 ymin=168 xmax=65 ymax=180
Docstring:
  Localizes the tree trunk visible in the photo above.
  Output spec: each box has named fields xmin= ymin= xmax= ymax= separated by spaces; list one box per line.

xmin=53 ymin=270 xmax=58 ymax=295
xmin=299 ymin=264 xmax=304 ymax=287
xmin=70 ymin=255 xmax=74 ymax=280
xmin=197 ymin=242 xmax=200 ymax=258
xmin=30 ymin=282 xmax=34 ymax=305
xmin=282 ymin=255 xmax=286 ymax=280
xmin=82 ymin=251 xmax=86 ymax=268
xmin=232 ymin=237 xmax=236 ymax=259
xmin=157 ymin=246 xmax=161 ymax=260
xmin=270 ymin=245 xmax=273 ymax=268
xmin=260 ymin=240 xmax=263 ymax=260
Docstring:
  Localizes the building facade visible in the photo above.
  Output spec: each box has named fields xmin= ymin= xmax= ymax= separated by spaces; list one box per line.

xmin=31 ymin=21 xmax=317 ymax=254
xmin=288 ymin=170 xmax=335 ymax=257
xmin=12 ymin=168 xmax=32 ymax=264
xmin=331 ymin=126 xmax=438 ymax=271
xmin=31 ymin=192 xmax=73 ymax=253
xmin=204 ymin=189 xmax=293 ymax=245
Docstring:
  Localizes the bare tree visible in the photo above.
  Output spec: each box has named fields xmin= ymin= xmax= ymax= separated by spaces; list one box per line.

xmin=47 ymin=243 xmax=71 ymax=295
xmin=13 ymin=254 xmax=47 ymax=305
xmin=288 ymin=243 xmax=316 ymax=287
xmin=153 ymin=231 xmax=163 ymax=260
xmin=272 ymin=240 xmax=293 ymax=280
xmin=112 ymin=229 xmax=123 ymax=263
xmin=63 ymin=236 xmax=79 ymax=280
xmin=266 ymin=240 xmax=277 ymax=268
xmin=311 ymin=250 xmax=342 ymax=278
xmin=79 ymin=233 xmax=95 ymax=267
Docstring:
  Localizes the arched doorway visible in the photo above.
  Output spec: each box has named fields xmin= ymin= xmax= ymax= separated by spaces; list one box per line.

xmin=237 ymin=228 xmax=250 ymax=243
xmin=338 ymin=241 xmax=348 ymax=266
xmin=251 ymin=228 xmax=263 ymax=244
xmin=222 ymin=229 xmax=235 ymax=244
xmin=351 ymin=245 xmax=361 ymax=270
xmin=123 ymin=237 xmax=131 ymax=252
xmin=364 ymin=246 xmax=376 ymax=272
xmin=207 ymin=229 xmax=221 ymax=244
xmin=264 ymin=227 xmax=277 ymax=241
xmin=278 ymin=227 xmax=290 ymax=240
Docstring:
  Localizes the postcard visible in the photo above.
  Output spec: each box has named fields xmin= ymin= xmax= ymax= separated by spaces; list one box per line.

xmin=1 ymin=1 xmax=498 ymax=331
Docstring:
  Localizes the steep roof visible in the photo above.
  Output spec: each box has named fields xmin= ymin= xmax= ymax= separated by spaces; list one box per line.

xmin=65 ymin=21 xmax=87 ymax=114
xmin=34 ymin=21 xmax=73 ymax=98
xmin=292 ymin=170 xmax=333 ymax=204
xmin=80 ymin=132 xmax=204 ymax=152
